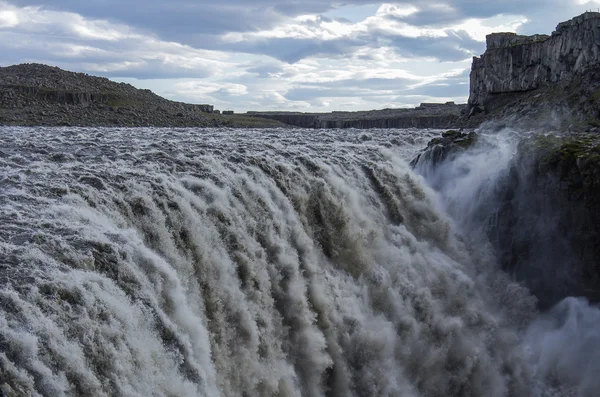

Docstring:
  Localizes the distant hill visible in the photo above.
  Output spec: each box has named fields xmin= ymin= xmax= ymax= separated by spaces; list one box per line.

xmin=0 ymin=63 xmax=283 ymax=128
xmin=247 ymin=102 xmax=467 ymax=129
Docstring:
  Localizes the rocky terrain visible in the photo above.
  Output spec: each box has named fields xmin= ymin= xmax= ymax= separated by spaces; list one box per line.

xmin=464 ymin=12 xmax=600 ymax=130
xmin=412 ymin=128 xmax=600 ymax=308
xmin=2 ymin=13 xmax=600 ymax=131
xmin=0 ymin=64 xmax=465 ymax=129
xmin=0 ymin=64 xmax=284 ymax=128
xmin=247 ymin=102 xmax=466 ymax=129
xmin=410 ymin=12 xmax=600 ymax=308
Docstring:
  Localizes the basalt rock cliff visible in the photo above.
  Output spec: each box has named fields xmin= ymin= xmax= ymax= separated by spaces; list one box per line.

xmin=412 ymin=13 xmax=600 ymax=308
xmin=466 ymin=12 xmax=600 ymax=129
xmin=413 ymin=127 xmax=600 ymax=309
xmin=0 ymin=64 xmax=284 ymax=128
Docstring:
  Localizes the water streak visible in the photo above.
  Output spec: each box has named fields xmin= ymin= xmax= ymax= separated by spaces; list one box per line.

xmin=0 ymin=126 xmax=584 ymax=396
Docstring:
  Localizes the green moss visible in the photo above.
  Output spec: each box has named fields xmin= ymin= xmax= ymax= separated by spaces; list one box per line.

xmin=527 ymin=134 xmax=600 ymax=198
xmin=455 ymin=135 xmax=477 ymax=148
xmin=441 ymin=129 xmax=461 ymax=138
xmin=588 ymin=119 xmax=600 ymax=128
xmin=524 ymin=134 xmax=565 ymax=161
xmin=587 ymin=153 xmax=600 ymax=164
xmin=589 ymin=88 xmax=600 ymax=103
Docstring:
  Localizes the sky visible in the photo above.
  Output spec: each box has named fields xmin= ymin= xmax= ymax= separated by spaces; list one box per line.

xmin=1 ymin=1 xmax=599 ymax=112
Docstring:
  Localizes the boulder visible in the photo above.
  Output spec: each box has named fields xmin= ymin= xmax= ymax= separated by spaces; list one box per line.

xmin=410 ymin=130 xmax=478 ymax=167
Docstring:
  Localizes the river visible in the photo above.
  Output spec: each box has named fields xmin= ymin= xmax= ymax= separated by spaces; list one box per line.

xmin=0 ymin=126 xmax=598 ymax=396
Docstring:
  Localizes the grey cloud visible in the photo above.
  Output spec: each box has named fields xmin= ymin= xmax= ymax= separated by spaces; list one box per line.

xmin=6 ymin=0 xmax=371 ymax=36
xmin=220 ymin=26 xmax=482 ymax=64
xmin=284 ymin=87 xmax=366 ymax=101
xmin=5 ymin=0 xmax=585 ymax=66
xmin=305 ymin=77 xmax=414 ymax=91
xmin=225 ymin=37 xmax=364 ymax=64
xmin=381 ymin=1 xmax=564 ymax=27
xmin=7 ymin=0 xmax=570 ymax=35
xmin=384 ymin=6 xmax=462 ymax=26
xmin=244 ymin=63 xmax=285 ymax=78
xmin=95 ymin=63 xmax=214 ymax=80
xmin=283 ymin=69 xmax=473 ymax=103
xmin=0 ymin=29 xmax=217 ymax=79
xmin=380 ymin=1 xmax=585 ymax=38
xmin=406 ymin=82 xmax=468 ymax=97
xmin=383 ymin=30 xmax=483 ymax=61
xmin=285 ymin=77 xmax=414 ymax=101
xmin=404 ymin=68 xmax=470 ymax=97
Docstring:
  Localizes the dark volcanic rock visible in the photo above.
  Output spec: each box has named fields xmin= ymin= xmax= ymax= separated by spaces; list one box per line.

xmin=0 ymin=64 xmax=283 ymax=128
xmin=464 ymin=12 xmax=600 ymax=129
xmin=410 ymin=129 xmax=478 ymax=167
xmin=469 ymin=12 xmax=600 ymax=108
xmin=491 ymin=134 xmax=600 ymax=307
xmin=247 ymin=102 xmax=467 ymax=129
xmin=416 ymin=13 xmax=600 ymax=308
xmin=415 ymin=130 xmax=600 ymax=308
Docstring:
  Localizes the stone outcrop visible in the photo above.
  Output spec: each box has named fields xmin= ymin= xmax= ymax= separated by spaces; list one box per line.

xmin=414 ymin=13 xmax=600 ymax=308
xmin=413 ymin=129 xmax=600 ymax=308
xmin=469 ymin=12 xmax=600 ymax=110
xmin=0 ymin=64 xmax=283 ymax=127
xmin=248 ymin=102 xmax=467 ymax=129
xmin=491 ymin=134 xmax=600 ymax=307
xmin=410 ymin=129 xmax=478 ymax=167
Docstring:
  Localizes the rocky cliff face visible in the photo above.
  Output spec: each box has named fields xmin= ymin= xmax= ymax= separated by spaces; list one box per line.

xmin=413 ymin=13 xmax=600 ymax=308
xmin=469 ymin=12 xmax=600 ymax=111
xmin=412 ymin=130 xmax=600 ymax=308
xmin=495 ymin=134 xmax=600 ymax=307
xmin=0 ymin=64 xmax=285 ymax=128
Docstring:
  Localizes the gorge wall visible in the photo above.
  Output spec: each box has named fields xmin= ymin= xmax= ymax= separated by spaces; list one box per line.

xmin=469 ymin=12 xmax=600 ymax=108
xmin=248 ymin=102 xmax=467 ymax=129
xmin=412 ymin=129 xmax=600 ymax=309
xmin=464 ymin=12 xmax=600 ymax=132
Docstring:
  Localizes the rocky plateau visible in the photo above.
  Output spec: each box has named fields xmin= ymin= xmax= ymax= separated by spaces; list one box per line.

xmin=0 ymin=64 xmax=284 ymax=128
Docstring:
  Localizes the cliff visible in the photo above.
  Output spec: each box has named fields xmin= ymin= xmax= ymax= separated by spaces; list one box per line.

xmin=411 ymin=13 xmax=600 ymax=308
xmin=469 ymin=12 xmax=600 ymax=109
xmin=498 ymin=134 xmax=600 ymax=306
xmin=412 ymin=129 xmax=600 ymax=308
xmin=0 ymin=64 xmax=283 ymax=128
xmin=465 ymin=12 xmax=600 ymax=130
xmin=248 ymin=102 xmax=467 ymax=129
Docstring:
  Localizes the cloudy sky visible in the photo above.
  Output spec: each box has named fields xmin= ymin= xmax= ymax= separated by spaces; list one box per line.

xmin=1 ymin=1 xmax=598 ymax=112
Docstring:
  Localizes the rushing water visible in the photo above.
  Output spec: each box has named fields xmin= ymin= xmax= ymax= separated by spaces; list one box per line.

xmin=0 ymin=126 xmax=597 ymax=397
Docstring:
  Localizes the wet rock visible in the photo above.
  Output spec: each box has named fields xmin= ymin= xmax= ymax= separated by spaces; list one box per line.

xmin=410 ymin=130 xmax=478 ymax=167
xmin=492 ymin=134 xmax=600 ymax=307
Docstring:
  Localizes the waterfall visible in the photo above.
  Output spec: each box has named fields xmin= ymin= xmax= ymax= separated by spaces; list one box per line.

xmin=0 ymin=126 xmax=594 ymax=396
xmin=414 ymin=124 xmax=600 ymax=397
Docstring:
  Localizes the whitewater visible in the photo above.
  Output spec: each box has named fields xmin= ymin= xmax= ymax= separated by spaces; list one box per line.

xmin=0 ymin=126 xmax=598 ymax=397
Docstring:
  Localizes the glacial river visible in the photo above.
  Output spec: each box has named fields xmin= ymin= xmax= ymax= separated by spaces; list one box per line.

xmin=0 ymin=127 xmax=598 ymax=397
